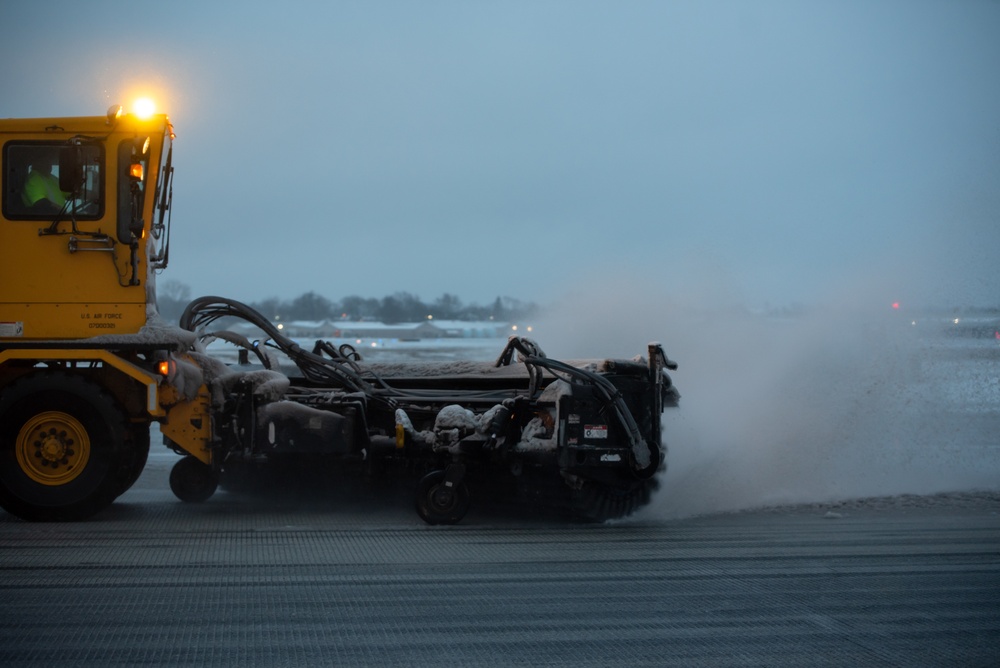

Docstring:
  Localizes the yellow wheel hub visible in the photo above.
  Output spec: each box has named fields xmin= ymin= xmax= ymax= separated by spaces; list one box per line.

xmin=15 ymin=412 xmax=91 ymax=486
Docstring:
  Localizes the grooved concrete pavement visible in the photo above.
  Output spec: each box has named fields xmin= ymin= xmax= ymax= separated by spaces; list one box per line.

xmin=1 ymin=451 xmax=998 ymax=667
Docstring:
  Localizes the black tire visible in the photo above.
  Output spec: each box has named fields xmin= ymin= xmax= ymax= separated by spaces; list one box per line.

xmin=415 ymin=469 xmax=471 ymax=525
xmin=0 ymin=373 xmax=129 ymax=522
xmin=115 ymin=424 xmax=151 ymax=497
xmin=169 ymin=455 xmax=219 ymax=503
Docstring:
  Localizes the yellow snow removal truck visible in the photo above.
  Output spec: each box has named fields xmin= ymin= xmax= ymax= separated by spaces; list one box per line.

xmin=0 ymin=108 xmax=679 ymax=524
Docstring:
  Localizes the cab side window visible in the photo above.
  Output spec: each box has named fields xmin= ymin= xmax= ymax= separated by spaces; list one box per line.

xmin=3 ymin=142 xmax=103 ymax=220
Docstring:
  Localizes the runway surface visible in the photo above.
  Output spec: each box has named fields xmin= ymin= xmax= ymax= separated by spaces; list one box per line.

xmin=2 ymin=450 xmax=998 ymax=667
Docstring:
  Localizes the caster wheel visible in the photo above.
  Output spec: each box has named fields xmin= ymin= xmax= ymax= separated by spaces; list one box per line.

xmin=169 ymin=456 xmax=219 ymax=503
xmin=415 ymin=469 xmax=470 ymax=525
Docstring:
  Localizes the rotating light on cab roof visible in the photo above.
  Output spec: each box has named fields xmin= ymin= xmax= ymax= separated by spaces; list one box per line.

xmin=132 ymin=97 xmax=156 ymax=119
xmin=106 ymin=97 xmax=161 ymax=124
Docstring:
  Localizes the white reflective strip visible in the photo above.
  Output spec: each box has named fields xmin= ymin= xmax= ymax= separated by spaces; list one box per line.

xmin=148 ymin=383 xmax=158 ymax=413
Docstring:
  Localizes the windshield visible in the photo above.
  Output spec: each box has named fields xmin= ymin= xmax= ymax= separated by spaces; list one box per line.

xmin=3 ymin=141 xmax=103 ymax=220
xmin=150 ymin=131 xmax=173 ymax=269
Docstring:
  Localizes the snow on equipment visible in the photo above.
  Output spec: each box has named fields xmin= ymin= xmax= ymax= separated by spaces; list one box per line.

xmin=0 ymin=109 xmax=679 ymax=523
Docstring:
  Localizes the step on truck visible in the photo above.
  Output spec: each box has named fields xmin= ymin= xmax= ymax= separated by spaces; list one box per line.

xmin=0 ymin=108 xmax=679 ymax=524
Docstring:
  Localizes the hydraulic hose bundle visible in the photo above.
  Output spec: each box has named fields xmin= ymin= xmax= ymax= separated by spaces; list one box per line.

xmin=179 ymin=296 xmax=375 ymax=393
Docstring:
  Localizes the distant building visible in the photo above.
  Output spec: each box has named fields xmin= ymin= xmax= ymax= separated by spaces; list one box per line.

xmin=417 ymin=320 xmax=511 ymax=339
xmin=273 ymin=319 xmax=511 ymax=340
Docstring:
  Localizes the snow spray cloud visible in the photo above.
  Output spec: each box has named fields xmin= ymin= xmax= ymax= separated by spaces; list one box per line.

xmin=535 ymin=275 xmax=1000 ymax=519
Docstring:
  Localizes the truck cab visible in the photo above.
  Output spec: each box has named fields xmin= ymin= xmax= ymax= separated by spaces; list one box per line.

xmin=1 ymin=107 xmax=174 ymax=338
xmin=0 ymin=108 xmax=202 ymax=522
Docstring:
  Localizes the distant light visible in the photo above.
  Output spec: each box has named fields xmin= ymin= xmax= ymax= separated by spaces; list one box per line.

xmin=371 ymin=342 xmax=378 ymax=348
xmin=277 ymin=323 xmax=284 ymax=330
xmin=427 ymin=315 xmax=433 ymax=320
xmin=511 ymin=325 xmax=518 ymax=331
xmin=891 ymin=302 xmax=900 ymax=310
xmin=133 ymin=97 xmax=156 ymax=119
xmin=953 ymin=318 xmax=960 ymax=325
xmin=526 ymin=326 xmax=533 ymax=333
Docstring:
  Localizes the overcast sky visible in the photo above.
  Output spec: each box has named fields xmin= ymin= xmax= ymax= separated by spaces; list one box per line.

xmin=4 ymin=0 xmax=999 ymax=309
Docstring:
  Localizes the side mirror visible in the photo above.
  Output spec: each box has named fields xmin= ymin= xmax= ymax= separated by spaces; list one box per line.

xmin=116 ymin=141 xmax=145 ymax=243
xmin=58 ymin=146 xmax=83 ymax=194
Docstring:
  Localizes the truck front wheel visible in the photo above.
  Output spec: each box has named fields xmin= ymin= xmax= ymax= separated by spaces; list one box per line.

xmin=0 ymin=373 xmax=129 ymax=522
xmin=115 ymin=425 xmax=151 ymax=497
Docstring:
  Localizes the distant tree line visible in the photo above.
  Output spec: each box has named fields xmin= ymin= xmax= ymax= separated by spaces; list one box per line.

xmin=156 ymin=280 xmax=539 ymax=325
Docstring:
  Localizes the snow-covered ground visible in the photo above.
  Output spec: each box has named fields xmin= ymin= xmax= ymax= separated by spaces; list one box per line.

xmin=203 ymin=334 xmax=507 ymax=365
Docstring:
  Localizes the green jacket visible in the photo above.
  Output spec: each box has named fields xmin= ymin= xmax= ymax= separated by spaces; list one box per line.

xmin=22 ymin=169 xmax=67 ymax=207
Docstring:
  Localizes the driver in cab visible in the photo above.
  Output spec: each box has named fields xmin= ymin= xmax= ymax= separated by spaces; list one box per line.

xmin=21 ymin=154 xmax=68 ymax=211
